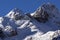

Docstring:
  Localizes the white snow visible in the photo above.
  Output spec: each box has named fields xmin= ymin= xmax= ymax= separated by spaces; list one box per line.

xmin=0 ymin=17 xmax=3 ymax=23
xmin=0 ymin=3 xmax=60 ymax=40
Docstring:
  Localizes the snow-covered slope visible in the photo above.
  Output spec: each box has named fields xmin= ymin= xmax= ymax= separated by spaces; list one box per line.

xmin=0 ymin=3 xmax=60 ymax=40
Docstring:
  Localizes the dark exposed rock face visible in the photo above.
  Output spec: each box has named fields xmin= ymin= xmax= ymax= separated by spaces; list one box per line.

xmin=0 ymin=28 xmax=6 ymax=40
xmin=13 ymin=8 xmax=24 ymax=20
xmin=0 ymin=3 xmax=60 ymax=40
xmin=33 ymin=7 xmax=49 ymax=23
xmin=52 ymin=36 xmax=60 ymax=40
xmin=8 ymin=29 xmax=18 ymax=37
xmin=15 ymin=15 xmax=23 ymax=20
xmin=32 ymin=3 xmax=58 ymax=23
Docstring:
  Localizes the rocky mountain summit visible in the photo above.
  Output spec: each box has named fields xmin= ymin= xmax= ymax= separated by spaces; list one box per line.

xmin=0 ymin=3 xmax=60 ymax=40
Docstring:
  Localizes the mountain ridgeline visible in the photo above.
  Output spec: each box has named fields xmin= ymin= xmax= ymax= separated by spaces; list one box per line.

xmin=0 ymin=3 xmax=60 ymax=40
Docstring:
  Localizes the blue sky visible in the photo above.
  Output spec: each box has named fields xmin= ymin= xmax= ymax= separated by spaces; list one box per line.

xmin=0 ymin=0 xmax=60 ymax=16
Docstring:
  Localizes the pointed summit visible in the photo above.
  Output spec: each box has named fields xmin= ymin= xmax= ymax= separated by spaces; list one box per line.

xmin=31 ymin=3 xmax=60 ymax=23
xmin=5 ymin=8 xmax=24 ymax=20
xmin=31 ymin=3 xmax=57 ymax=17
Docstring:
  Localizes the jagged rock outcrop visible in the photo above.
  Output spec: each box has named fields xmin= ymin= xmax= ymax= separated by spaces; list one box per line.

xmin=31 ymin=3 xmax=60 ymax=23
xmin=5 ymin=8 xmax=24 ymax=20
xmin=0 ymin=3 xmax=60 ymax=40
xmin=33 ymin=7 xmax=49 ymax=23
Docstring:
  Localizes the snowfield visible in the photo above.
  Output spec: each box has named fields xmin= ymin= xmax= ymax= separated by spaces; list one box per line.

xmin=0 ymin=3 xmax=60 ymax=40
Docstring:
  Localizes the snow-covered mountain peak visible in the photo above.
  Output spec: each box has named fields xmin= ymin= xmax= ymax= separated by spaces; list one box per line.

xmin=31 ymin=3 xmax=60 ymax=23
xmin=31 ymin=3 xmax=58 ymax=16
xmin=0 ymin=3 xmax=60 ymax=40
xmin=5 ymin=8 xmax=24 ymax=20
